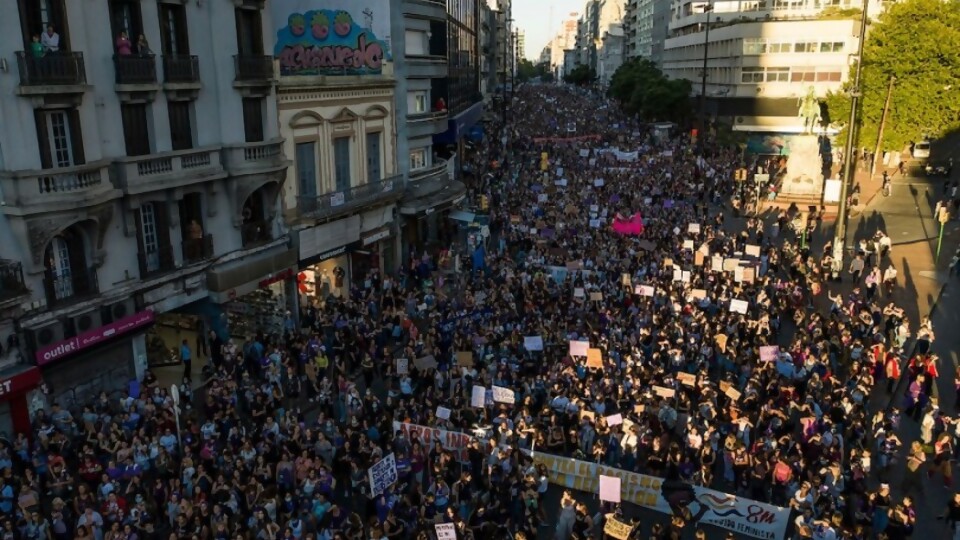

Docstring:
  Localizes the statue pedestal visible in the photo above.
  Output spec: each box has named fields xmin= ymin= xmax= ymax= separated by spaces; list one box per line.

xmin=780 ymin=135 xmax=824 ymax=198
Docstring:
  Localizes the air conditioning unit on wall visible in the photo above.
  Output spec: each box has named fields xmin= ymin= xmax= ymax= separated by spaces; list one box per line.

xmin=23 ymin=320 xmax=67 ymax=351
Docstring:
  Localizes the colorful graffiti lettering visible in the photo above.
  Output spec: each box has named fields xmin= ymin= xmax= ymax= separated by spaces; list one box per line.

xmin=278 ymin=34 xmax=384 ymax=74
xmin=274 ymin=9 xmax=390 ymax=76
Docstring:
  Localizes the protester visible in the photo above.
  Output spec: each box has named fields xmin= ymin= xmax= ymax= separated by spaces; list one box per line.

xmin=5 ymin=84 xmax=945 ymax=540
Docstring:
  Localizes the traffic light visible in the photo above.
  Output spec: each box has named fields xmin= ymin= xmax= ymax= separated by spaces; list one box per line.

xmin=480 ymin=195 xmax=489 ymax=211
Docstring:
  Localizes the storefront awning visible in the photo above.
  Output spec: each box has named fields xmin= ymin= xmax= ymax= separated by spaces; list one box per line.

xmin=400 ymin=180 xmax=467 ymax=216
xmin=448 ymin=210 xmax=475 ymax=223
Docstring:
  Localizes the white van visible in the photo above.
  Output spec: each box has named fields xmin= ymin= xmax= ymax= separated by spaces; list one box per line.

xmin=913 ymin=140 xmax=931 ymax=159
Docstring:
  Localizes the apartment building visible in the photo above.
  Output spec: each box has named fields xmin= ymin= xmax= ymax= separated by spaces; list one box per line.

xmin=269 ymin=0 xmax=404 ymax=306
xmin=0 ymin=0 xmax=289 ymax=429
xmin=396 ymin=0 xmax=471 ymax=251
xmin=624 ymin=0 xmax=672 ymax=64
xmin=662 ymin=0 xmax=881 ymax=133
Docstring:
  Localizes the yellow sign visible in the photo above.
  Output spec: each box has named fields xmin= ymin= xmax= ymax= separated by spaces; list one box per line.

xmin=603 ymin=516 xmax=634 ymax=540
xmin=530 ymin=453 xmax=662 ymax=508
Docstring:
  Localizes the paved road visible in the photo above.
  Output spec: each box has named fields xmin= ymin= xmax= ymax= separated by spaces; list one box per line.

xmin=848 ymin=173 xmax=959 ymax=246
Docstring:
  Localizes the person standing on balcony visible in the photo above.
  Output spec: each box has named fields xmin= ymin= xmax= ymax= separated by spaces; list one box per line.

xmin=115 ymin=31 xmax=133 ymax=56
xmin=41 ymin=25 xmax=60 ymax=53
xmin=30 ymin=35 xmax=44 ymax=58
xmin=136 ymin=34 xmax=153 ymax=57
xmin=180 ymin=339 xmax=192 ymax=381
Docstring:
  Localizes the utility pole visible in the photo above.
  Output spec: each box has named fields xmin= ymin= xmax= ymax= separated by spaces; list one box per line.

xmin=831 ymin=0 xmax=871 ymax=272
xmin=871 ymin=75 xmax=896 ymax=178
xmin=698 ymin=2 xmax=714 ymax=152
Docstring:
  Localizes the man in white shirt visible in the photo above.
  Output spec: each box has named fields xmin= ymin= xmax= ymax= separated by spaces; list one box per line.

xmin=882 ymin=265 xmax=898 ymax=296
xmin=41 ymin=25 xmax=60 ymax=53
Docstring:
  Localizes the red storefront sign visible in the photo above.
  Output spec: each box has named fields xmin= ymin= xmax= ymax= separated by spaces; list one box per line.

xmin=0 ymin=366 xmax=41 ymax=399
xmin=35 ymin=310 xmax=155 ymax=366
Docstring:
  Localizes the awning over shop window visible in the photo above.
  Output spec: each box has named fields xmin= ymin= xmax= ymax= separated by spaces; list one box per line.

xmin=448 ymin=210 xmax=475 ymax=223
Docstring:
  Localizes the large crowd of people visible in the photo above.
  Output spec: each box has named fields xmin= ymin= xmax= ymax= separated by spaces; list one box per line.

xmin=3 ymin=85 xmax=955 ymax=540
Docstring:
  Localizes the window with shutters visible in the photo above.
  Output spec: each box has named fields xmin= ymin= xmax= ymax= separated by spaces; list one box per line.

xmin=242 ymin=97 xmax=265 ymax=143
xmin=234 ymin=8 xmax=264 ymax=55
xmin=168 ymin=101 xmax=194 ymax=151
xmin=295 ymin=142 xmax=318 ymax=199
xmin=34 ymin=109 xmax=84 ymax=169
xmin=159 ymin=3 xmax=189 ymax=55
xmin=333 ymin=137 xmax=351 ymax=192
xmin=108 ymin=0 xmax=143 ymax=44
xmin=140 ymin=202 xmax=160 ymax=272
xmin=121 ymin=103 xmax=151 ymax=156
xmin=405 ymin=30 xmax=427 ymax=56
xmin=366 ymin=132 xmax=382 ymax=183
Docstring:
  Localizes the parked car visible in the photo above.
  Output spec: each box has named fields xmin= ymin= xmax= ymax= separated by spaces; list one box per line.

xmin=913 ymin=140 xmax=931 ymax=159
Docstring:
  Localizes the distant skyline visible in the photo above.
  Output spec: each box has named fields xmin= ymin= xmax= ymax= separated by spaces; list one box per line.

xmin=510 ymin=0 xmax=585 ymax=60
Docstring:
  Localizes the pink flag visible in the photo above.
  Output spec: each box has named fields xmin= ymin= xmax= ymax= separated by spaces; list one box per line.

xmin=612 ymin=212 xmax=645 ymax=236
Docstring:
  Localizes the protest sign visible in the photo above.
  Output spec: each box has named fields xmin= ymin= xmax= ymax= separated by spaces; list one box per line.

xmin=605 ymin=413 xmax=623 ymax=426
xmin=492 ymin=385 xmax=516 ymax=404
xmin=436 ymin=406 xmax=451 ymax=420
xmin=456 ymin=351 xmax=474 ymax=367
xmin=715 ymin=334 xmax=728 ymax=353
xmin=723 ymin=258 xmax=740 ymax=272
xmin=690 ymin=288 xmax=707 ymax=300
xmin=604 ymin=516 xmax=633 ymax=540
xmin=414 ymin=355 xmax=438 ymax=370
xmin=396 ymin=358 xmax=408 ymax=375
xmin=393 ymin=422 xmax=472 ymax=462
xmin=725 ymin=386 xmax=742 ymax=401
xmin=471 ymin=386 xmax=486 ymax=408
xmin=569 ymin=340 xmax=590 ymax=357
xmin=523 ymin=336 xmax=544 ymax=351
xmin=579 ymin=149 xmax=589 ymax=157
xmin=745 ymin=244 xmax=761 ymax=257
xmin=368 ymin=453 xmax=397 ymax=496
xmin=760 ymin=345 xmax=780 ymax=362
xmin=677 ymin=372 xmax=696 ymax=386
xmin=695 ymin=251 xmax=705 ymax=266
xmin=435 ymin=524 xmax=456 ymax=540
xmin=621 ymin=273 xmax=631 ymax=286
xmin=688 ymin=223 xmax=701 ymax=234
xmin=711 ymin=255 xmax=723 ymax=272
xmin=586 ymin=348 xmax=603 ymax=368
xmin=735 ymin=266 xmax=744 ymax=283
xmin=730 ymin=299 xmax=749 ymax=314
xmin=594 ymin=179 xmax=604 ymax=187
xmin=599 ymin=475 xmax=622 ymax=503
xmin=589 ymin=291 xmax=603 ymax=301
xmin=636 ymin=285 xmax=654 ymax=297
xmin=653 ymin=386 xmax=676 ymax=398
xmin=574 ymin=287 xmax=585 ymax=297
xmin=683 ymin=239 xmax=694 ymax=250
xmin=638 ymin=240 xmax=657 ymax=251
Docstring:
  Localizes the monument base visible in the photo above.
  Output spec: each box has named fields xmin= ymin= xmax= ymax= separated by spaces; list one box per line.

xmin=781 ymin=135 xmax=824 ymax=198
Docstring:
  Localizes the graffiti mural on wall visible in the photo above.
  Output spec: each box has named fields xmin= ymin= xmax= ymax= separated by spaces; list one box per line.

xmin=272 ymin=1 xmax=392 ymax=76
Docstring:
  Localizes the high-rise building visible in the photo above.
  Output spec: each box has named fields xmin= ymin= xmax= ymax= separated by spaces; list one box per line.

xmin=661 ymin=0 xmax=883 ymax=133
xmin=0 ymin=0 xmax=290 ymax=427
xmin=624 ymin=0 xmax=671 ymax=64
xmin=516 ymin=30 xmax=526 ymax=62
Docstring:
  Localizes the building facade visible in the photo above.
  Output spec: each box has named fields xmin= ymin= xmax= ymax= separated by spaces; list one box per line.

xmin=662 ymin=0 xmax=880 ymax=132
xmin=0 ymin=0 xmax=288 ymax=427
xmin=396 ymin=0 xmax=469 ymax=252
xmin=269 ymin=0 xmax=404 ymax=306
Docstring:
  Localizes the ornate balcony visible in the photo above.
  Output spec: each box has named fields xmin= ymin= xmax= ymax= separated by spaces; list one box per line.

xmin=182 ymin=234 xmax=214 ymax=264
xmin=114 ymin=55 xmax=157 ymax=85
xmin=15 ymin=51 xmax=87 ymax=89
xmin=162 ymin=55 xmax=200 ymax=84
xmin=43 ymin=265 xmax=99 ymax=308
xmin=233 ymin=54 xmax=274 ymax=96
xmin=222 ymin=139 xmax=288 ymax=177
xmin=297 ymin=174 xmax=403 ymax=221
xmin=113 ymin=147 xmax=226 ymax=195
xmin=406 ymin=55 xmax=448 ymax=78
xmin=407 ymin=110 xmax=449 ymax=139
xmin=0 ymin=161 xmax=120 ymax=216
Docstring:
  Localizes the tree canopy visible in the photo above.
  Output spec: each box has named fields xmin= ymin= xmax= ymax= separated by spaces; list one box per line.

xmin=824 ymin=0 xmax=960 ymax=152
xmin=607 ymin=58 xmax=692 ymax=123
xmin=563 ymin=64 xmax=595 ymax=86
xmin=516 ymin=59 xmax=537 ymax=82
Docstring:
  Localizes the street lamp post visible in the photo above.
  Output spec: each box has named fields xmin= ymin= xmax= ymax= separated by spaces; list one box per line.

xmin=831 ymin=0 xmax=871 ymax=271
xmin=699 ymin=2 xmax=714 ymax=150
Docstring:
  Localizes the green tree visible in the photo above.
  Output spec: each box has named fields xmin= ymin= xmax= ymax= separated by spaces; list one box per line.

xmin=609 ymin=58 xmax=693 ymax=122
xmin=563 ymin=64 xmax=595 ymax=86
xmin=516 ymin=59 xmax=538 ymax=82
xmin=535 ymin=61 xmax=554 ymax=82
xmin=825 ymin=0 xmax=960 ymax=152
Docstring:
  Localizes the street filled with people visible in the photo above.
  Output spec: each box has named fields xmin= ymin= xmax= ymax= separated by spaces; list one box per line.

xmin=5 ymin=85 xmax=957 ymax=540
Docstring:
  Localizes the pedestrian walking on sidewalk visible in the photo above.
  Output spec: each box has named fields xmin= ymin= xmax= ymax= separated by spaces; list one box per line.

xmin=849 ymin=254 xmax=865 ymax=282
xmin=883 ymin=265 xmax=898 ymax=297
